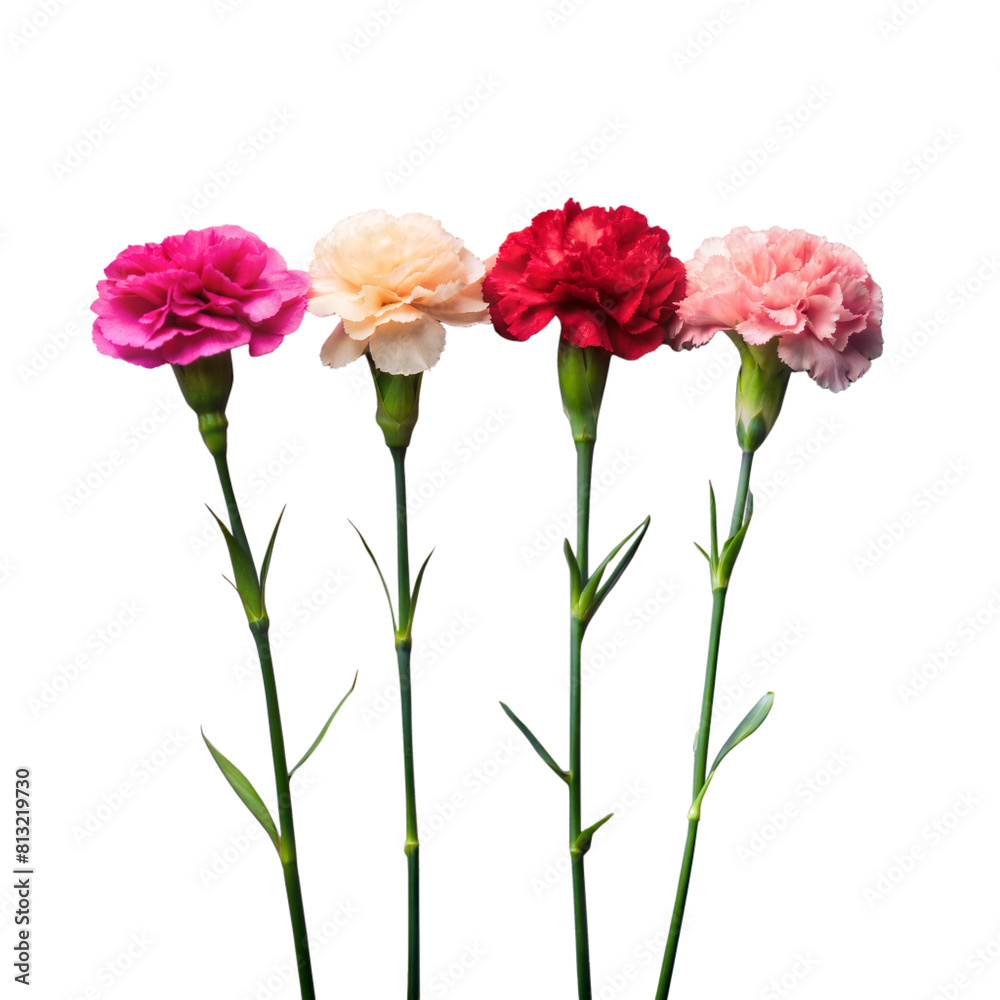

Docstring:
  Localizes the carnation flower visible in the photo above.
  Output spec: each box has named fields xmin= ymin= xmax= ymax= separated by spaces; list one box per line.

xmin=92 ymin=225 xmax=310 ymax=368
xmin=482 ymin=199 xmax=686 ymax=360
xmin=667 ymin=226 xmax=883 ymax=392
xmin=308 ymin=210 xmax=489 ymax=376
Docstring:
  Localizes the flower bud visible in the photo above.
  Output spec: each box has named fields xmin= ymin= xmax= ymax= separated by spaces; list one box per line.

xmin=557 ymin=339 xmax=611 ymax=444
xmin=367 ymin=353 xmax=423 ymax=449
xmin=172 ymin=350 xmax=234 ymax=456
xmin=727 ymin=333 xmax=791 ymax=453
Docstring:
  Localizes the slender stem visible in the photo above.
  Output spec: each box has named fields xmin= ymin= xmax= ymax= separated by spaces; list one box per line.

xmin=213 ymin=450 xmax=253 ymax=561
xmin=213 ymin=454 xmax=314 ymax=1000
xmin=392 ymin=446 xmax=412 ymax=627
xmin=391 ymin=444 xmax=420 ymax=1000
xmin=251 ymin=623 xmax=315 ymax=1000
xmin=693 ymin=589 xmax=728 ymax=793
xmin=575 ymin=440 xmax=594 ymax=578
xmin=729 ymin=450 xmax=754 ymax=539
xmin=654 ymin=450 xmax=754 ymax=1000
xmin=570 ymin=438 xmax=595 ymax=1000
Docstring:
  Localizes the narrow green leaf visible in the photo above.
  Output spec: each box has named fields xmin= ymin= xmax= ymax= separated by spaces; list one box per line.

xmin=693 ymin=542 xmax=711 ymax=564
xmin=349 ymin=520 xmax=397 ymax=633
xmin=564 ymin=539 xmax=582 ymax=604
xmin=716 ymin=493 xmax=754 ymax=589
xmin=689 ymin=692 xmax=774 ymax=820
xmin=207 ymin=506 xmax=262 ymax=620
xmin=499 ymin=702 xmax=569 ymax=783
xmin=709 ymin=690 xmax=773 ymax=775
xmin=580 ymin=516 xmax=651 ymax=621
xmin=259 ymin=506 xmax=286 ymax=617
xmin=202 ymin=728 xmax=280 ymax=853
xmin=288 ymin=672 xmax=358 ymax=779
xmin=573 ymin=812 xmax=613 ymax=855
xmin=407 ymin=549 xmax=435 ymax=632
xmin=709 ymin=482 xmax=719 ymax=567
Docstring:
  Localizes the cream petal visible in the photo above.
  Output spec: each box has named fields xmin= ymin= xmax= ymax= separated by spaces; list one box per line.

xmin=368 ymin=317 xmax=447 ymax=375
xmin=424 ymin=280 xmax=490 ymax=326
xmin=320 ymin=321 xmax=369 ymax=368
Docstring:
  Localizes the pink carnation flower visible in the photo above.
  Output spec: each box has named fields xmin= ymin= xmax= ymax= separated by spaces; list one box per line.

xmin=92 ymin=225 xmax=310 ymax=368
xmin=667 ymin=227 xmax=883 ymax=391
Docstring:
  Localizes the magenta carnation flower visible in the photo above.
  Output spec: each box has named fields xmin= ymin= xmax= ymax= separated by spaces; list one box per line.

xmin=92 ymin=225 xmax=310 ymax=368
xmin=667 ymin=227 xmax=883 ymax=391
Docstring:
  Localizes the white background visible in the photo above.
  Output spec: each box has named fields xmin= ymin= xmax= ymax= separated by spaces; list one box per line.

xmin=3 ymin=0 xmax=999 ymax=998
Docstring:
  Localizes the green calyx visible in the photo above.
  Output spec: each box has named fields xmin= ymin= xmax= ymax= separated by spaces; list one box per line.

xmin=557 ymin=338 xmax=611 ymax=444
xmin=727 ymin=333 xmax=791 ymax=453
xmin=172 ymin=351 xmax=235 ymax=456
xmin=367 ymin=353 xmax=423 ymax=449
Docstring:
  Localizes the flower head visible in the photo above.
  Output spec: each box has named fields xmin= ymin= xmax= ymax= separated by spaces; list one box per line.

xmin=667 ymin=226 xmax=883 ymax=392
xmin=92 ymin=225 xmax=310 ymax=368
xmin=483 ymin=199 xmax=686 ymax=360
xmin=308 ymin=210 xmax=489 ymax=376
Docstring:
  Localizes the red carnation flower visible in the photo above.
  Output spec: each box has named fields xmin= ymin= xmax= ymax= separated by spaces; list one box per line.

xmin=483 ymin=199 xmax=686 ymax=360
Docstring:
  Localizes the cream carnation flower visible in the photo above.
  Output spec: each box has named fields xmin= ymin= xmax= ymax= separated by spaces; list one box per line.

xmin=308 ymin=210 xmax=489 ymax=375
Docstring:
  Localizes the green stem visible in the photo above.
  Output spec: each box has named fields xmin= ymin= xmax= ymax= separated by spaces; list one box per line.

xmin=391 ymin=445 xmax=420 ymax=1000
xmin=571 ymin=438 xmax=595 ymax=1000
xmin=251 ymin=623 xmax=315 ymax=1000
xmin=729 ymin=450 xmax=754 ymax=539
xmin=575 ymin=440 xmax=594 ymax=578
xmin=654 ymin=450 xmax=754 ymax=1000
xmin=213 ymin=449 xmax=253 ymax=562
xmin=213 ymin=456 xmax=313 ymax=1000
